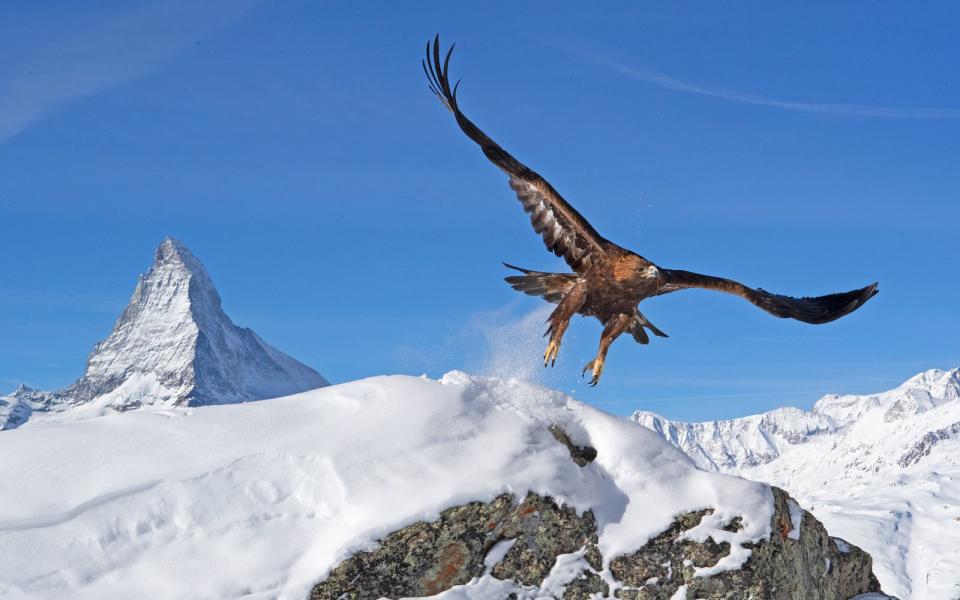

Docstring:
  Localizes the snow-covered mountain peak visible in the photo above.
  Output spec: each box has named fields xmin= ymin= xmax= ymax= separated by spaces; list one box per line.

xmin=897 ymin=367 xmax=960 ymax=399
xmin=3 ymin=238 xmax=328 ymax=429
xmin=812 ymin=367 xmax=960 ymax=425
xmin=632 ymin=366 xmax=960 ymax=475
xmin=151 ymin=236 xmax=220 ymax=305
xmin=156 ymin=235 xmax=193 ymax=263
xmin=10 ymin=384 xmax=34 ymax=397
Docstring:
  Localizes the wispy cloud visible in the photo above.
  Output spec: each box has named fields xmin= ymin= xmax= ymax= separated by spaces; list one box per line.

xmin=575 ymin=50 xmax=960 ymax=120
xmin=0 ymin=0 xmax=264 ymax=144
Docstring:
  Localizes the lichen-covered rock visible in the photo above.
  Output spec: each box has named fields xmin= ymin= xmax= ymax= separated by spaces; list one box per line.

xmin=310 ymin=486 xmax=883 ymax=600
xmin=561 ymin=570 xmax=609 ymax=599
xmin=310 ymin=493 xmax=604 ymax=599
xmin=611 ymin=487 xmax=881 ymax=599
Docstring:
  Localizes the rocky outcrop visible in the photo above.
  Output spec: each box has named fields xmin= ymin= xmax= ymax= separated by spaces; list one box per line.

xmin=548 ymin=423 xmax=599 ymax=467
xmin=311 ymin=430 xmax=885 ymax=600
xmin=310 ymin=492 xmax=606 ymax=599
xmin=609 ymin=488 xmax=881 ymax=599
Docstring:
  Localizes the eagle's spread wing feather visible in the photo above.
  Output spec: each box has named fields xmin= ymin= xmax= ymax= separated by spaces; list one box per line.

xmin=424 ymin=36 xmax=607 ymax=274
xmin=657 ymin=269 xmax=878 ymax=325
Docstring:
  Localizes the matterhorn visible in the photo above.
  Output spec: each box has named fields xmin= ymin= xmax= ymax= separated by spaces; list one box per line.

xmin=0 ymin=238 xmax=327 ymax=429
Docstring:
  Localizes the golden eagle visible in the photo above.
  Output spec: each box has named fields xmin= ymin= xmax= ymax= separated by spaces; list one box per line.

xmin=423 ymin=37 xmax=878 ymax=386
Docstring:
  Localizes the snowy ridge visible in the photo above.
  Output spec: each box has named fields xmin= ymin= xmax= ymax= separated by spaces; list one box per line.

xmin=2 ymin=238 xmax=327 ymax=429
xmin=0 ymin=373 xmax=775 ymax=599
xmin=633 ymin=367 xmax=960 ymax=599
xmin=633 ymin=406 xmax=839 ymax=471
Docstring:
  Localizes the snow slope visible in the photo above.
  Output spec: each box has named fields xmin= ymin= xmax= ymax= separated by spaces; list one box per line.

xmin=633 ymin=367 xmax=960 ymax=600
xmin=0 ymin=373 xmax=774 ymax=600
xmin=2 ymin=238 xmax=327 ymax=429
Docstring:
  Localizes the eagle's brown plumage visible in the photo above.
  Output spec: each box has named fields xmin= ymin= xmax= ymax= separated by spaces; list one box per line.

xmin=424 ymin=36 xmax=878 ymax=385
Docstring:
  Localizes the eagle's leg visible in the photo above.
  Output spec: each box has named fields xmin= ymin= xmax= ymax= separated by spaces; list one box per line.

xmin=582 ymin=313 xmax=632 ymax=386
xmin=544 ymin=283 xmax=587 ymax=367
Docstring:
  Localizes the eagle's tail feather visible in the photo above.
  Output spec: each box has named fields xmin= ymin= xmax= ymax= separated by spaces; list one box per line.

xmin=503 ymin=263 xmax=578 ymax=304
xmin=629 ymin=312 xmax=668 ymax=345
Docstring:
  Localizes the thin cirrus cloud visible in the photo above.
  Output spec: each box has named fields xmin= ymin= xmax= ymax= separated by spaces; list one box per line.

xmin=576 ymin=51 xmax=960 ymax=120
xmin=0 ymin=0 xmax=264 ymax=145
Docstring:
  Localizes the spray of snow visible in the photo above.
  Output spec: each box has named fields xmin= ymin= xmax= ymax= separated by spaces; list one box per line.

xmin=476 ymin=305 xmax=553 ymax=382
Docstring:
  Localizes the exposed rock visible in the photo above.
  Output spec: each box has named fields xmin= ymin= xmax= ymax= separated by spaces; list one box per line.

xmin=561 ymin=571 xmax=609 ymax=600
xmin=549 ymin=424 xmax=598 ymax=467
xmin=310 ymin=487 xmax=883 ymax=599
xmin=310 ymin=493 xmax=603 ymax=599
xmin=611 ymin=488 xmax=881 ymax=599
xmin=897 ymin=421 xmax=960 ymax=467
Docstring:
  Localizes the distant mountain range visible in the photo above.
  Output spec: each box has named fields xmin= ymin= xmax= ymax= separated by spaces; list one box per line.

xmin=634 ymin=367 xmax=960 ymax=599
xmin=0 ymin=238 xmax=327 ymax=429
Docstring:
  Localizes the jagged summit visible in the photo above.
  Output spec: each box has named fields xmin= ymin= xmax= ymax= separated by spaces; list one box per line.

xmin=12 ymin=384 xmax=34 ymax=395
xmin=3 ymin=238 xmax=328 ymax=428
xmin=633 ymin=367 xmax=960 ymax=471
xmin=151 ymin=237 xmax=218 ymax=301
xmin=812 ymin=366 xmax=960 ymax=424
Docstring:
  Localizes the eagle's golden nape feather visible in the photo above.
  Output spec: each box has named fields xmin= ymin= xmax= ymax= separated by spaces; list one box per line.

xmin=424 ymin=35 xmax=608 ymax=275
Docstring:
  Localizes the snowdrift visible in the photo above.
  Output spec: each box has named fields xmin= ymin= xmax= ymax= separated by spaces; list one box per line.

xmin=0 ymin=373 xmax=879 ymax=599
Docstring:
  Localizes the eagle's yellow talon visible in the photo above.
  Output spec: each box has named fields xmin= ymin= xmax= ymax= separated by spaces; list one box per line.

xmin=582 ymin=357 xmax=605 ymax=386
xmin=543 ymin=339 xmax=561 ymax=367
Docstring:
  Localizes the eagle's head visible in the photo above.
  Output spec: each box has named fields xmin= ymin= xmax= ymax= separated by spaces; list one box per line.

xmin=614 ymin=255 xmax=660 ymax=284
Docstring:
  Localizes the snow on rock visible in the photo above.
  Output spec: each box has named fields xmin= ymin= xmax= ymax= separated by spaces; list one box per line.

xmin=2 ymin=238 xmax=327 ymax=429
xmin=633 ymin=366 xmax=960 ymax=600
xmin=0 ymin=373 xmax=787 ymax=599
xmin=631 ymin=406 xmax=839 ymax=471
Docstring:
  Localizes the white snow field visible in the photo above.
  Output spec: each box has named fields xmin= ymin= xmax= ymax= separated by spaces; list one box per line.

xmin=635 ymin=367 xmax=960 ymax=600
xmin=0 ymin=372 xmax=775 ymax=600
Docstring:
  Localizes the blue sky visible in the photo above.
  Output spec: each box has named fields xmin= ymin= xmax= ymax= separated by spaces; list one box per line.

xmin=1 ymin=1 xmax=958 ymax=420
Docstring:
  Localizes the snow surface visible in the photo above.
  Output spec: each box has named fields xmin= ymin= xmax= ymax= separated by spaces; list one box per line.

xmin=2 ymin=238 xmax=327 ymax=429
xmin=0 ymin=372 xmax=774 ymax=600
xmin=634 ymin=367 xmax=960 ymax=600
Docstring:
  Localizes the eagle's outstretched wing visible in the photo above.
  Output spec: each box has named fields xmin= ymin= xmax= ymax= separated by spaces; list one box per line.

xmin=656 ymin=269 xmax=878 ymax=324
xmin=424 ymin=36 xmax=607 ymax=274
